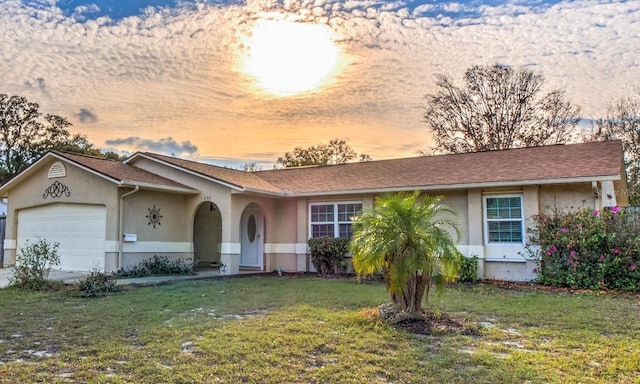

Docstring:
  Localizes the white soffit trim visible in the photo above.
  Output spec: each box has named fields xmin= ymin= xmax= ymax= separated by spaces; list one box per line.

xmin=126 ymin=153 xmax=245 ymax=192
xmin=231 ymin=187 xmax=285 ymax=197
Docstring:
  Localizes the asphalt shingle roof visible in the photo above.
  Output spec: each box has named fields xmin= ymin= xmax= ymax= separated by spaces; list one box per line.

xmin=54 ymin=151 xmax=196 ymax=191
xmin=138 ymin=153 xmax=283 ymax=193
xmin=255 ymin=140 xmax=624 ymax=194
xmin=131 ymin=141 xmax=624 ymax=196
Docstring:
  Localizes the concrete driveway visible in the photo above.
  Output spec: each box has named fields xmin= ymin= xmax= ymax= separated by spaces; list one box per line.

xmin=0 ymin=268 xmax=88 ymax=288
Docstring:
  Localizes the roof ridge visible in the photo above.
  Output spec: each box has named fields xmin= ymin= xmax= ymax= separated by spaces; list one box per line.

xmin=143 ymin=152 xmax=248 ymax=173
xmin=52 ymin=150 xmax=119 ymax=162
xmin=257 ymin=140 xmax=623 ymax=173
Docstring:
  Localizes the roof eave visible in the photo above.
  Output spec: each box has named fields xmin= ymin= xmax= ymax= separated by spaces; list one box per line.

xmin=284 ymin=175 xmax=622 ymax=197
xmin=118 ymin=180 xmax=200 ymax=195
xmin=230 ymin=187 xmax=286 ymax=197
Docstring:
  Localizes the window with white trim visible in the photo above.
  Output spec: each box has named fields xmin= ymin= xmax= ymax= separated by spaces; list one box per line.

xmin=310 ymin=202 xmax=362 ymax=238
xmin=484 ymin=195 xmax=524 ymax=244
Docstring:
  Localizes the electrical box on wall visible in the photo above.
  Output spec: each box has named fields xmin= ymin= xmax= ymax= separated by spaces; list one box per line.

xmin=123 ymin=233 xmax=137 ymax=242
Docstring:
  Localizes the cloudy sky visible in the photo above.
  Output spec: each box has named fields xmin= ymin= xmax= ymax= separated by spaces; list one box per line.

xmin=2 ymin=0 xmax=639 ymax=168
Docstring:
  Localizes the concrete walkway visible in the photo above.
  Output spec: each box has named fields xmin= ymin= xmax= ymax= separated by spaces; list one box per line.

xmin=0 ymin=267 xmax=245 ymax=289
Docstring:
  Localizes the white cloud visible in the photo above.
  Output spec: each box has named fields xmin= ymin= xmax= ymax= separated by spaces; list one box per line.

xmin=0 ymin=0 xmax=638 ymax=162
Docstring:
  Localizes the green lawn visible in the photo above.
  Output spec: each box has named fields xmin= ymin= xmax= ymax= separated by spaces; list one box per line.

xmin=0 ymin=276 xmax=639 ymax=383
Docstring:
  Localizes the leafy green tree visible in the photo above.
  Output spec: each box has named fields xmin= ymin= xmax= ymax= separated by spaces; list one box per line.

xmin=275 ymin=138 xmax=370 ymax=168
xmin=350 ymin=192 xmax=462 ymax=316
xmin=0 ymin=94 xmax=107 ymax=183
xmin=424 ymin=64 xmax=581 ymax=154
xmin=590 ymin=86 xmax=640 ymax=204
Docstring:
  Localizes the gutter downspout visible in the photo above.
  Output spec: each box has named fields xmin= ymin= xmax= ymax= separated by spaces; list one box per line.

xmin=118 ymin=185 xmax=139 ymax=270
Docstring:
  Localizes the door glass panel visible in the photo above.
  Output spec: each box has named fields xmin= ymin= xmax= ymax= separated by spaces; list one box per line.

xmin=247 ymin=214 xmax=257 ymax=243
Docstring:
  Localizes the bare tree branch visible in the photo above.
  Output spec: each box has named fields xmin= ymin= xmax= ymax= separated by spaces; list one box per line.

xmin=424 ymin=64 xmax=581 ymax=154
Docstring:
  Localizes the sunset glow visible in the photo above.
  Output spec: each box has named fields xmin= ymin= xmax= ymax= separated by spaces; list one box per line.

xmin=244 ymin=20 xmax=340 ymax=97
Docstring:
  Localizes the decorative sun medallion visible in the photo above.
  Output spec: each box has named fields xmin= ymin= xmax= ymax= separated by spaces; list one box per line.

xmin=146 ymin=205 xmax=163 ymax=228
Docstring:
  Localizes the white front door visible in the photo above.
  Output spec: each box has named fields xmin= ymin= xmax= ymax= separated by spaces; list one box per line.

xmin=240 ymin=205 xmax=263 ymax=268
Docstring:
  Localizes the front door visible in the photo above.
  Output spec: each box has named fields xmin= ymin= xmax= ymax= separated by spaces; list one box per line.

xmin=240 ymin=205 xmax=263 ymax=268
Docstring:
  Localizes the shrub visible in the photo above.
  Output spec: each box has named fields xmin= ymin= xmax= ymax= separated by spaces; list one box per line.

xmin=457 ymin=255 xmax=479 ymax=283
xmin=532 ymin=207 xmax=640 ymax=290
xmin=308 ymin=237 xmax=349 ymax=276
xmin=116 ymin=255 xmax=193 ymax=278
xmin=10 ymin=238 xmax=62 ymax=291
xmin=77 ymin=268 xmax=119 ymax=297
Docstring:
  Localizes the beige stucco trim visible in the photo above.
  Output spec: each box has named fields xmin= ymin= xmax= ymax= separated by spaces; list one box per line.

xmin=599 ymin=180 xmax=617 ymax=208
xmin=105 ymin=241 xmax=119 ymax=253
xmin=4 ymin=239 xmax=16 ymax=250
xmin=122 ymin=241 xmax=193 ymax=253
xmin=295 ymin=243 xmax=308 ymax=254
xmin=296 ymin=254 xmax=307 ymax=272
xmin=221 ymin=242 xmax=241 ymax=254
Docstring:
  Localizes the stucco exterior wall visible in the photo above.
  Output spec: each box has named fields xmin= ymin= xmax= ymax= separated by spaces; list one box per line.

xmin=436 ymin=190 xmax=469 ymax=245
xmin=119 ymin=189 xmax=191 ymax=269
xmin=127 ymin=158 xmax=249 ymax=272
xmin=260 ymin=198 xmax=298 ymax=272
xmin=538 ymin=183 xmax=596 ymax=213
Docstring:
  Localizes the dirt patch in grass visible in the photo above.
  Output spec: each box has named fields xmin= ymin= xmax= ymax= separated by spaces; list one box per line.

xmin=392 ymin=312 xmax=480 ymax=336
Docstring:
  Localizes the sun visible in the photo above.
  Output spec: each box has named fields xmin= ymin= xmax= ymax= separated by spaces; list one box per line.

xmin=244 ymin=20 xmax=340 ymax=97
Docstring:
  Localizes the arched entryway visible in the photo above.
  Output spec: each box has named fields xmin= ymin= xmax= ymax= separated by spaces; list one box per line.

xmin=240 ymin=203 xmax=264 ymax=269
xmin=193 ymin=202 xmax=222 ymax=269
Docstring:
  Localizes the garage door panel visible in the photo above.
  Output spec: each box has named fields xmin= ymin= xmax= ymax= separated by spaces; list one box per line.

xmin=17 ymin=204 xmax=107 ymax=272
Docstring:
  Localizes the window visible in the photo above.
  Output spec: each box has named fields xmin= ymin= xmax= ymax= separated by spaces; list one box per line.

xmin=484 ymin=195 xmax=524 ymax=244
xmin=310 ymin=202 xmax=362 ymax=238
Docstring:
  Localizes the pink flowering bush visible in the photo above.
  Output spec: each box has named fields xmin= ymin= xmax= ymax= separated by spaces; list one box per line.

xmin=532 ymin=207 xmax=640 ymax=290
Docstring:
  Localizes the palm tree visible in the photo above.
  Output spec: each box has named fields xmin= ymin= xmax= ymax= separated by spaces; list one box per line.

xmin=350 ymin=192 xmax=462 ymax=316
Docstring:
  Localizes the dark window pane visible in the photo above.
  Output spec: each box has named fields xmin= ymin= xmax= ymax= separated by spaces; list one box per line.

xmin=487 ymin=197 xmax=522 ymax=219
xmin=339 ymin=223 xmax=353 ymax=238
xmin=337 ymin=203 xmax=362 ymax=222
xmin=488 ymin=221 xmax=522 ymax=243
xmin=312 ymin=224 xmax=334 ymax=238
xmin=311 ymin=204 xmax=333 ymax=223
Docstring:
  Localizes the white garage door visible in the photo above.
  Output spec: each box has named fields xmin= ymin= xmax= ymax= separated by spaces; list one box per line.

xmin=17 ymin=204 xmax=107 ymax=272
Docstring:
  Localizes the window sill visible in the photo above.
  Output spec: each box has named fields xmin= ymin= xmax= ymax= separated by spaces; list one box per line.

xmin=485 ymin=243 xmax=526 ymax=247
xmin=485 ymin=258 xmax=526 ymax=263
